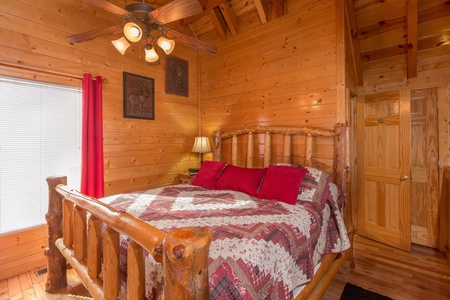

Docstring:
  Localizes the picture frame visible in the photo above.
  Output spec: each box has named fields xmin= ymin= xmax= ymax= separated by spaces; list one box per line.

xmin=123 ymin=72 xmax=155 ymax=120
xmin=165 ymin=55 xmax=188 ymax=97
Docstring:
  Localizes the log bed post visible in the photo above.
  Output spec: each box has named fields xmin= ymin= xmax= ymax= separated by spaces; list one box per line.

xmin=160 ymin=227 xmax=212 ymax=300
xmin=334 ymin=124 xmax=355 ymax=269
xmin=212 ymin=131 xmax=222 ymax=161
xmin=44 ymin=176 xmax=68 ymax=292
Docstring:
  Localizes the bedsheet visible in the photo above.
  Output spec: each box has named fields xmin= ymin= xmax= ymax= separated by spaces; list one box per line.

xmin=101 ymin=182 xmax=350 ymax=300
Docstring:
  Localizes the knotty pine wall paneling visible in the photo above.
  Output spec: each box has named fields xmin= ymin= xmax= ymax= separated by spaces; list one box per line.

xmin=199 ymin=0 xmax=342 ymax=169
xmin=0 ymin=0 xmax=200 ymax=194
xmin=0 ymin=226 xmax=47 ymax=282
xmin=0 ymin=0 xmax=199 ymax=280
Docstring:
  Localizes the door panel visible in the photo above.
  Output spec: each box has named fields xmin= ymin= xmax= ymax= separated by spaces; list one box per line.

xmin=357 ymin=90 xmax=411 ymax=251
xmin=410 ymin=88 xmax=439 ymax=247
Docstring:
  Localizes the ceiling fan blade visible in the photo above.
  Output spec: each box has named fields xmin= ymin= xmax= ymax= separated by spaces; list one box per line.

xmin=67 ymin=25 xmax=123 ymax=43
xmin=165 ymin=29 xmax=217 ymax=54
xmin=150 ymin=0 xmax=203 ymax=24
xmin=85 ymin=0 xmax=129 ymax=16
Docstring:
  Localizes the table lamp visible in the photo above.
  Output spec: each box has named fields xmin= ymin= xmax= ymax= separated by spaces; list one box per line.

xmin=192 ymin=136 xmax=212 ymax=164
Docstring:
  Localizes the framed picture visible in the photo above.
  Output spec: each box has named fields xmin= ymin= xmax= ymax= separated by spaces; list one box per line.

xmin=123 ymin=72 xmax=155 ymax=120
xmin=165 ymin=55 xmax=188 ymax=97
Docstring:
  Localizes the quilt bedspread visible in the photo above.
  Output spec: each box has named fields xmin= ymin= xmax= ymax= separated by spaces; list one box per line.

xmin=101 ymin=183 xmax=350 ymax=300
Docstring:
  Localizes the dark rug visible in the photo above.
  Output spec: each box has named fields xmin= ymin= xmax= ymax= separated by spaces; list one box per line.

xmin=340 ymin=283 xmax=394 ymax=300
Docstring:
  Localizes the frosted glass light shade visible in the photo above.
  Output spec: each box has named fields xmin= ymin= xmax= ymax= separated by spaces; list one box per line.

xmin=144 ymin=44 xmax=159 ymax=63
xmin=157 ymin=36 xmax=175 ymax=55
xmin=124 ymin=22 xmax=143 ymax=42
xmin=111 ymin=37 xmax=130 ymax=55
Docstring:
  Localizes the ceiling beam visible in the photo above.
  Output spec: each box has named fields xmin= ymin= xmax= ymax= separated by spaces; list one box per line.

xmin=209 ymin=7 xmax=227 ymax=39
xmin=181 ymin=0 xmax=227 ymax=25
xmin=254 ymin=0 xmax=269 ymax=24
xmin=406 ymin=0 xmax=418 ymax=78
xmin=219 ymin=0 xmax=238 ymax=36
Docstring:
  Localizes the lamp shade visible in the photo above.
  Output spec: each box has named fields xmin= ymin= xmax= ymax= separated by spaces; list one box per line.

xmin=192 ymin=137 xmax=212 ymax=153
xmin=111 ymin=37 xmax=130 ymax=55
xmin=157 ymin=36 xmax=175 ymax=55
xmin=144 ymin=44 xmax=159 ymax=63
xmin=124 ymin=22 xmax=143 ymax=42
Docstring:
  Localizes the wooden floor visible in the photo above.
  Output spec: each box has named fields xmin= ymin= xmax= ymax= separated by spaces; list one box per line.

xmin=324 ymin=235 xmax=450 ymax=300
xmin=1 ymin=235 xmax=449 ymax=299
xmin=0 ymin=269 xmax=91 ymax=300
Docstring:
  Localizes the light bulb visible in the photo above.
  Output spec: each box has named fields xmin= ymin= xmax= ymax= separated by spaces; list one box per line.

xmin=124 ymin=22 xmax=143 ymax=42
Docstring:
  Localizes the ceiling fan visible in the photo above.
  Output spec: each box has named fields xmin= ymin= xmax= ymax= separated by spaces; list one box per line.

xmin=67 ymin=0 xmax=217 ymax=64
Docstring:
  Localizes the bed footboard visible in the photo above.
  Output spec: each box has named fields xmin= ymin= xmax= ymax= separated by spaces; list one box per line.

xmin=45 ymin=176 xmax=212 ymax=300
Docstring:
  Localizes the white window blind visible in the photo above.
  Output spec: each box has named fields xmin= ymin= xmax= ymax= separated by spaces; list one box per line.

xmin=0 ymin=76 xmax=82 ymax=234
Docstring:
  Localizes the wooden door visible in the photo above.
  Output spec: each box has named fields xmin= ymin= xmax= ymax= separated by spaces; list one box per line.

xmin=410 ymin=88 xmax=439 ymax=248
xmin=356 ymin=90 xmax=411 ymax=251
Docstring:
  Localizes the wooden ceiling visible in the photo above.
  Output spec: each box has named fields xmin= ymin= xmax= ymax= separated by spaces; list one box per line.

xmin=104 ymin=0 xmax=450 ymax=84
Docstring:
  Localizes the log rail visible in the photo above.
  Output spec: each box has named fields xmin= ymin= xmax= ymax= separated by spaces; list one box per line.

xmin=212 ymin=126 xmax=335 ymax=169
xmin=44 ymin=124 xmax=354 ymax=300
xmin=44 ymin=177 xmax=212 ymax=300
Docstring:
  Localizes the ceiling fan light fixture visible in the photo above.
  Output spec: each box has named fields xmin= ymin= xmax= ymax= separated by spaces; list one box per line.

xmin=111 ymin=37 xmax=130 ymax=55
xmin=144 ymin=44 xmax=159 ymax=63
xmin=124 ymin=22 xmax=144 ymax=42
xmin=157 ymin=36 xmax=175 ymax=55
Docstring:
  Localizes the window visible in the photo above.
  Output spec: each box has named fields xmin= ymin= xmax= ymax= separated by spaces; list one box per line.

xmin=0 ymin=76 xmax=82 ymax=234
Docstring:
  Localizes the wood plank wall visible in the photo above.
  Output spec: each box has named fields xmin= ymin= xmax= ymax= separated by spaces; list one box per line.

xmin=199 ymin=0 xmax=340 ymax=169
xmin=0 ymin=226 xmax=47 ymax=281
xmin=0 ymin=0 xmax=200 ymax=280
xmin=0 ymin=0 xmax=201 ymax=194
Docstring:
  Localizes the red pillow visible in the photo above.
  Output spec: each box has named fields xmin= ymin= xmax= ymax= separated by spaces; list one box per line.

xmin=215 ymin=165 xmax=267 ymax=196
xmin=257 ymin=165 xmax=307 ymax=205
xmin=191 ymin=161 xmax=226 ymax=189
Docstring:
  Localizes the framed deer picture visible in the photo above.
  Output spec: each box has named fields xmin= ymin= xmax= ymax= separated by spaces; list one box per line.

xmin=123 ymin=72 xmax=155 ymax=120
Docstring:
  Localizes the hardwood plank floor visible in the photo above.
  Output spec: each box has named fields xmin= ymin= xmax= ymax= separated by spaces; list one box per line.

xmin=0 ymin=268 xmax=91 ymax=300
xmin=1 ymin=235 xmax=449 ymax=299
xmin=323 ymin=235 xmax=450 ymax=300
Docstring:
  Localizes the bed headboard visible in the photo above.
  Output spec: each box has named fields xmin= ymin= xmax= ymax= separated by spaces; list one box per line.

xmin=211 ymin=124 xmax=350 ymax=196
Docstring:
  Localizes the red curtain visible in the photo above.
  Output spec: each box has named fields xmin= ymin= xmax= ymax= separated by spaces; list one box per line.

xmin=81 ymin=74 xmax=104 ymax=198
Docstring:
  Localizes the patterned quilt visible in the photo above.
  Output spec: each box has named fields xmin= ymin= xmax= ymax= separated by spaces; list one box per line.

xmin=101 ymin=182 xmax=350 ymax=300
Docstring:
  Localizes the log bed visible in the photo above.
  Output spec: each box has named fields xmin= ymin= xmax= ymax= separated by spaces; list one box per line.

xmin=45 ymin=124 xmax=354 ymax=300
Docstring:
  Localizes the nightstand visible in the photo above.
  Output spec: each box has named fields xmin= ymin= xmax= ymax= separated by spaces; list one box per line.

xmin=178 ymin=174 xmax=195 ymax=184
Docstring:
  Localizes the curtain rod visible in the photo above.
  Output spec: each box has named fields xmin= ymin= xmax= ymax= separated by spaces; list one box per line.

xmin=0 ymin=61 xmax=108 ymax=83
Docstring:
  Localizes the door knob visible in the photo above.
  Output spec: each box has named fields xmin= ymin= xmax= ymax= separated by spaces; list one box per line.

xmin=400 ymin=175 xmax=408 ymax=181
